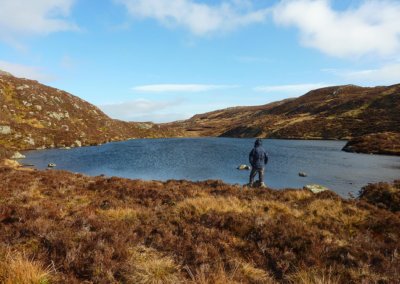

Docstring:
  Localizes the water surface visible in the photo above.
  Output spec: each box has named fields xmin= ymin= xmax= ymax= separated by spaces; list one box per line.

xmin=23 ymin=138 xmax=400 ymax=197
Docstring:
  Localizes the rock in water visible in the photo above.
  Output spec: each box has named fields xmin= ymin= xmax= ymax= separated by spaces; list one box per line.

xmin=304 ymin=184 xmax=329 ymax=194
xmin=299 ymin=172 xmax=308 ymax=177
xmin=48 ymin=163 xmax=56 ymax=168
xmin=237 ymin=165 xmax=250 ymax=170
xmin=11 ymin=152 xmax=26 ymax=159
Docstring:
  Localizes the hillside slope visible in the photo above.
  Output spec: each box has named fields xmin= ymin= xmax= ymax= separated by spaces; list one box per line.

xmin=0 ymin=72 xmax=181 ymax=153
xmin=169 ymin=84 xmax=400 ymax=140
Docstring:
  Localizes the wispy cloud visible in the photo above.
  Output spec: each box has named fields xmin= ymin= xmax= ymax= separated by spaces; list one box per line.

xmin=0 ymin=0 xmax=78 ymax=44
xmin=132 ymin=84 xmax=238 ymax=93
xmin=0 ymin=60 xmax=54 ymax=82
xmin=273 ymin=0 xmax=400 ymax=58
xmin=324 ymin=64 xmax=400 ymax=85
xmin=254 ymin=83 xmax=327 ymax=94
xmin=99 ymin=98 xmax=185 ymax=122
xmin=115 ymin=0 xmax=270 ymax=36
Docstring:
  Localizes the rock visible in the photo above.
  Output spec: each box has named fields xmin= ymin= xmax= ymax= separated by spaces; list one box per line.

xmin=24 ymin=137 xmax=35 ymax=146
xmin=74 ymin=140 xmax=82 ymax=147
xmin=237 ymin=164 xmax=251 ymax=170
xmin=304 ymin=184 xmax=330 ymax=194
xmin=0 ymin=125 xmax=11 ymax=135
xmin=248 ymin=180 xmax=267 ymax=188
xmin=1 ymin=159 xmax=21 ymax=168
xmin=11 ymin=152 xmax=26 ymax=159
xmin=299 ymin=172 xmax=307 ymax=177
xmin=48 ymin=163 xmax=56 ymax=168
xmin=16 ymin=84 xmax=30 ymax=90
xmin=63 ymin=147 xmax=71 ymax=150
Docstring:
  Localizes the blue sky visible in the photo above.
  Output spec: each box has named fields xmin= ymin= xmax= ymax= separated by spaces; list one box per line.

xmin=1 ymin=0 xmax=399 ymax=122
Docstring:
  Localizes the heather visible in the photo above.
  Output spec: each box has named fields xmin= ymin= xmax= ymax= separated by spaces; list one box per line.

xmin=343 ymin=132 xmax=400 ymax=155
xmin=1 ymin=167 xmax=399 ymax=283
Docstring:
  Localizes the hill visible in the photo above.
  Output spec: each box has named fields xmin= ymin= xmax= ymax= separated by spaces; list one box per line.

xmin=0 ymin=71 xmax=181 ymax=155
xmin=169 ymin=84 xmax=400 ymax=141
xmin=0 ymin=166 xmax=399 ymax=283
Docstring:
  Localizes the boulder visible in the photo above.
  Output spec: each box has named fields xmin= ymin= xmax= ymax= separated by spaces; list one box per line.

xmin=304 ymin=184 xmax=330 ymax=194
xmin=11 ymin=152 xmax=26 ymax=159
xmin=0 ymin=125 xmax=11 ymax=135
xmin=299 ymin=172 xmax=308 ymax=177
xmin=237 ymin=164 xmax=251 ymax=170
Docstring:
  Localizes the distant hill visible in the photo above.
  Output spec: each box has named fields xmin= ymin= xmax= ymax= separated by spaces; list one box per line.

xmin=0 ymin=71 xmax=180 ymax=153
xmin=169 ymin=84 xmax=400 ymax=141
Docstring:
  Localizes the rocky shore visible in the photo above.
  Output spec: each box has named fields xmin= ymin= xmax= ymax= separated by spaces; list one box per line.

xmin=0 ymin=164 xmax=399 ymax=283
xmin=343 ymin=132 xmax=400 ymax=155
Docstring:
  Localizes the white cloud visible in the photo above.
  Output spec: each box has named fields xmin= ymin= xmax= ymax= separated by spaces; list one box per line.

xmin=325 ymin=64 xmax=400 ymax=85
xmin=0 ymin=0 xmax=77 ymax=43
xmin=0 ymin=60 xmax=54 ymax=82
xmin=132 ymin=84 xmax=238 ymax=93
xmin=115 ymin=0 xmax=270 ymax=35
xmin=254 ymin=83 xmax=328 ymax=94
xmin=99 ymin=98 xmax=185 ymax=122
xmin=273 ymin=0 xmax=400 ymax=58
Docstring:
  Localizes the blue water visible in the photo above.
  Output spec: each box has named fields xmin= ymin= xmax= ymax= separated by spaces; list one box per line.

xmin=22 ymin=138 xmax=400 ymax=197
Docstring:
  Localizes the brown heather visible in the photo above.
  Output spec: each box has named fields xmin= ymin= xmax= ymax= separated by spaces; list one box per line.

xmin=0 ymin=166 xmax=399 ymax=283
xmin=343 ymin=132 xmax=400 ymax=155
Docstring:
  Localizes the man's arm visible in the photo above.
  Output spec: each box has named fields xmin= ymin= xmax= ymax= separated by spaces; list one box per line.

xmin=249 ymin=149 xmax=254 ymax=164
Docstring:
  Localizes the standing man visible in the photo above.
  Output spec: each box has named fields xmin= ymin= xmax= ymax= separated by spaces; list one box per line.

xmin=248 ymin=138 xmax=268 ymax=188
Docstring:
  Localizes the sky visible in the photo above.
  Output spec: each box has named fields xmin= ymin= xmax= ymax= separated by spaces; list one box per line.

xmin=1 ymin=0 xmax=400 ymax=122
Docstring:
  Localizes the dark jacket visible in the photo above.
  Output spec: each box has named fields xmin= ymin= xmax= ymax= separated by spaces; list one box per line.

xmin=249 ymin=139 xmax=268 ymax=169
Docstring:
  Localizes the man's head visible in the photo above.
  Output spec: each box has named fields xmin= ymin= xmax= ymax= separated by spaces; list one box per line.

xmin=255 ymin=138 xmax=262 ymax=147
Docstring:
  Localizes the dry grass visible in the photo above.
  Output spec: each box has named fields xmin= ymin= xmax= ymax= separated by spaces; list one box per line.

xmin=0 ymin=250 xmax=52 ymax=284
xmin=286 ymin=267 xmax=341 ymax=284
xmin=175 ymin=196 xmax=252 ymax=215
xmin=128 ymin=246 xmax=183 ymax=284
xmin=99 ymin=208 xmax=138 ymax=223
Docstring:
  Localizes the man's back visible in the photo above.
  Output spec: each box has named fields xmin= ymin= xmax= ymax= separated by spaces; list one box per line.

xmin=249 ymin=146 xmax=268 ymax=169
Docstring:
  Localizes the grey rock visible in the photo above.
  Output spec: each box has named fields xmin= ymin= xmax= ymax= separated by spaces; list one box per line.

xmin=11 ymin=152 xmax=26 ymax=159
xmin=74 ymin=140 xmax=82 ymax=147
xmin=237 ymin=164 xmax=251 ymax=170
xmin=0 ymin=125 xmax=11 ymax=135
xmin=304 ymin=184 xmax=329 ymax=194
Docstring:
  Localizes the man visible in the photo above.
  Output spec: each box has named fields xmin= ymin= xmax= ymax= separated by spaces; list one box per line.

xmin=248 ymin=138 xmax=268 ymax=188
